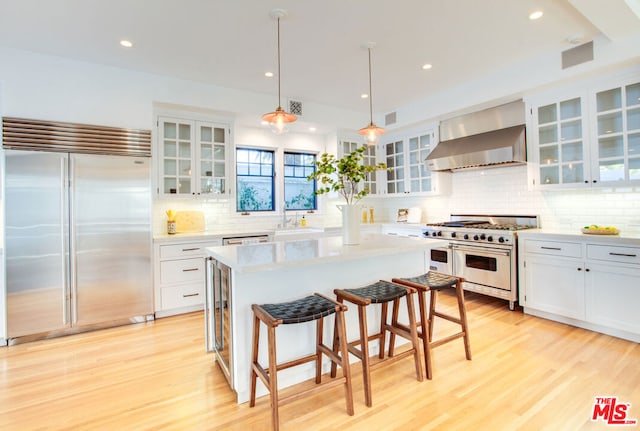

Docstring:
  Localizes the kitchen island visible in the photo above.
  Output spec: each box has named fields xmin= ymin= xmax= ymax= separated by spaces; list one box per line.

xmin=205 ymin=232 xmax=446 ymax=404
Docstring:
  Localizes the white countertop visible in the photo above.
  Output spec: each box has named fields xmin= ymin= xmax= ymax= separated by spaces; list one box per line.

xmin=517 ymin=228 xmax=640 ymax=246
xmin=205 ymin=232 xmax=446 ymax=273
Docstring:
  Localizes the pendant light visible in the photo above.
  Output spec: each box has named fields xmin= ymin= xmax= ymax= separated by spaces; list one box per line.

xmin=262 ymin=8 xmax=296 ymax=134
xmin=358 ymin=43 xmax=385 ymax=145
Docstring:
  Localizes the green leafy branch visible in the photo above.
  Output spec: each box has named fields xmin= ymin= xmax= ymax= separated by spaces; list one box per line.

xmin=307 ymin=146 xmax=389 ymax=205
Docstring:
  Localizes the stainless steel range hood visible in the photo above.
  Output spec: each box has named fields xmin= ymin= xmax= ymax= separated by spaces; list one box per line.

xmin=426 ymin=100 xmax=526 ymax=171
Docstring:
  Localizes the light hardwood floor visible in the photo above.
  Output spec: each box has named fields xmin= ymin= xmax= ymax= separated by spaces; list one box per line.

xmin=1 ymin=291 xmax=638 ymax=430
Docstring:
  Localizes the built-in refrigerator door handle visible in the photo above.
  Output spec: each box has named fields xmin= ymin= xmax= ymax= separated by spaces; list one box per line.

xmin=68 ymin=156 xmax=78 ymax=325
xmin=61 ymin=156 xmax=71 ymax=326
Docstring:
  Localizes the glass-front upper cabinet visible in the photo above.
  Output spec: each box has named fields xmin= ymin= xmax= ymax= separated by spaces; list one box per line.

xmin=380 ymin=128 xmax=448 ymax=195
xmin=526 ymin=69 xmax=640 ymax=189
xmin=339 ymin=139 xmax=378 ymax=195
xmin=532 ymin=96 xmax=589 ymax=187
xmin=158 ymin=116 xmax=230 ymax=197
xmin=591 ymin=80 xmax=640 ymax=183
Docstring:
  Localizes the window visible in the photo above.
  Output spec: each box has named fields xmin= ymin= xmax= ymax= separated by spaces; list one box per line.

xmin=284 ymin=152 xmax=316 ymax=210
xmin=236 ymin=148 xmax=274 ymax=211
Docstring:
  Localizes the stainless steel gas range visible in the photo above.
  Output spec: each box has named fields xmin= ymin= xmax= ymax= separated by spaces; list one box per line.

xmin=422 ymin=214 xmax=539 ymax=310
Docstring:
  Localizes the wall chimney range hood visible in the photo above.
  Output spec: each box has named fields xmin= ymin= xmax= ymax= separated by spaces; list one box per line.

xmin=426 ymin=100 xmax=527 ymax=171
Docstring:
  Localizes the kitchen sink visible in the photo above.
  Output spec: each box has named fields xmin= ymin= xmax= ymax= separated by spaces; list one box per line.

xmin=273 ymin=227 xmax=325 ymax=238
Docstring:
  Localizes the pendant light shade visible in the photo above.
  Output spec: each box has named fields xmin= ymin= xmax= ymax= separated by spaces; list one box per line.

xmin=262 ymin=9 xmax=296 ymax=134
xmin=358 ymin=44 xmax=385 ymax=145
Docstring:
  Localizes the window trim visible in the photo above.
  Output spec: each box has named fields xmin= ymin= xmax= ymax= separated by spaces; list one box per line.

xmin=283 ymin=151 xmax=317 ymax=211
xmin=235 ymin=147 xmax=275 ymax=212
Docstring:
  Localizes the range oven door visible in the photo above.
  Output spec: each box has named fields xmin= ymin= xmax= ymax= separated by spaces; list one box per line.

xmin=451 ymin=243 xmax=511 ymax=291
xmin=428 ymin=246 xmax=453 ymax=275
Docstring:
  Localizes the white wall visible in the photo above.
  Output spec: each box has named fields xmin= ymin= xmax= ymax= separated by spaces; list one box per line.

xmin=368 ymin=165 xmax=640 ymax=233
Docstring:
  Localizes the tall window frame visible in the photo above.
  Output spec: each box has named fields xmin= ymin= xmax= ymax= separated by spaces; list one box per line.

xmin=236 ymin=148 xmax=275 ymax=212
xmin=284 ymin=151 xmax=317 ymax=211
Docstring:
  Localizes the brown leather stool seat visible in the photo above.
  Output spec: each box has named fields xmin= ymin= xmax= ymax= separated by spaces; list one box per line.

xmin=249 ymin=293 xmax=354 ymax=431
xmin=333 ymin=280 xmax=423 ymax=407
xmin=392 ymin=271 xmax=471 ymax=379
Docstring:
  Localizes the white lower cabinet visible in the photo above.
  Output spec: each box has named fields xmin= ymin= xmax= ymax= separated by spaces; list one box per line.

xmin=154 ymin=238 xmax=222 ymax=317
xmin=519 ymin=236 xmax=640 ymax=342
xmin=522 ymin=254 xmax=586 ymax=320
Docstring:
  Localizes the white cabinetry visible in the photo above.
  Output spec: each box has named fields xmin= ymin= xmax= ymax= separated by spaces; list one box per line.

xmin=154 ymin=238 xmax=222 ymax=317
xmin=382 ymin=129 xmax=451 ymax=196
xmin=519 ymin=235 xmax=640 ymax=342
xmin=158 ymin=116 xmax=230 ymax=198
xmin=526 ymin=69 xmax=640 ymax=189
xmin=520 ymin=240 xmax=585 ymax=319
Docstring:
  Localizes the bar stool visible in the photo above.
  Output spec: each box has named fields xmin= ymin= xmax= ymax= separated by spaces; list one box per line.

xmin=391 ymin=272 xmax=471 ymax=379
xmin=249 ymin=293 xmax=354 ymax=431
xmin=333 ymin=280 xmax=423 ymax=407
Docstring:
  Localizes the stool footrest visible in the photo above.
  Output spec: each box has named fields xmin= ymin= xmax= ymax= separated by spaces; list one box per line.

xmin=278 ymin=376 xmax=347 ymax=407
xmin=432 ymin=310 xmax=462 ymax=325
xmin=430 ymin=332 xmax=466 ymax=349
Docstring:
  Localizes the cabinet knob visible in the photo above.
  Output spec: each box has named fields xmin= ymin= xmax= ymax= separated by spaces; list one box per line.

xmin=585 ymin=268 xmax=590 ymax=272
xmin=577 ymin=267 xmax=582 ymax=271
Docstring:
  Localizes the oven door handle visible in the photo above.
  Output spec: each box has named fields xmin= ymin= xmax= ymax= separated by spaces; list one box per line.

xmin=451 ymin=244 xmax=511 ymax=256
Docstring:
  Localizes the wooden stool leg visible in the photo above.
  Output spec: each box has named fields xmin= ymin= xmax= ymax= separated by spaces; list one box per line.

xmin=330 ymin=297 xmax=343 ymax=379
xmin=336 ymin=309 xmax=355 ymax=415
xmin=249 ymin=314 xmax=261 ymax=407
xmin=357 ymin=303 xmax=373 ymax=407
xmin=387 ymin=298 xmax=399 ymax=357
xmin=405 ymin=291 xmax=424 ymax=382
xmin=428 ymin=290 xmax=437 ymax=340
xmin=315 ymin=318 xmax=323 ymax=383
xmin=417 ymin=288 xmax=434 ymax=380
xmin=267 ymin=325 xmax=279 ymax=431
xmin=378 ymin=302 xmax=388 ymax=359
xmin=455 ymin=281 xmax=472 ymax=360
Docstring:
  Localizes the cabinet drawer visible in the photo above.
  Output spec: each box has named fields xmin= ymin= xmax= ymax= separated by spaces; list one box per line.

xmin=160 ymin=243 xmax=208 ymax=259
xmin=587 ymin=244 xmax=640 ymax=265
xmin=161 ymin=283 xmax=204 ymax=309
xmin=160 ymin=258 xmax=205 ymax=284
xmin=523 ymin=240 xmax=582 ymax=258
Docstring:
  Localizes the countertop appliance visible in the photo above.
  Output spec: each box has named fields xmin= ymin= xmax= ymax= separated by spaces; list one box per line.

xmin=423 ymin=214 xmax=539 ymax=310
xmin=3 ymin=117 xmax=153 ymax=343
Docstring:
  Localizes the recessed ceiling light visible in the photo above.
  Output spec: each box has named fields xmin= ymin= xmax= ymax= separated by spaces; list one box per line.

xmin=265 ymin=72 xmax=274 ymax=78
xmin=120 ymin=40 xmax=133 ymax=48
xmin=422 ymin=63 xmax=433 ymax=70
xmin=361 ymin=94 xmax=369 ymax=99
xmin=309 ymin=127 xmax=316 ymax=132
xmin=529 ymin=10 xmax=543 ymax=20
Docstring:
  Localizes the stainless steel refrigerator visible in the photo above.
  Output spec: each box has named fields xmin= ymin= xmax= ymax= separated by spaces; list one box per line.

xmin=4 ymin=150 xmax=153 ymax=343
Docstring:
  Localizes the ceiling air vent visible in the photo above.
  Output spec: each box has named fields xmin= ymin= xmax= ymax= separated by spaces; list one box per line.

xmin=289 ymin=100 xmax=303 ymax=117
xmin=385 ymin=111 xmax=397 ymax=126
xmin=562 ymin=41 xmax=593 ymax=69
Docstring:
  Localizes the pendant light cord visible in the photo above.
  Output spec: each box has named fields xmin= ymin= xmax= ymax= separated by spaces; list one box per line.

xmin=368 ymin=48 xmax=374 ymax=125
xmin=277 ymin=17 xmax=282 ymax=109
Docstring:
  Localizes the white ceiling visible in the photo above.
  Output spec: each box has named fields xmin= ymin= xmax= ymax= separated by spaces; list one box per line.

xmin=0 ymin=0 xmax=639 ymax=117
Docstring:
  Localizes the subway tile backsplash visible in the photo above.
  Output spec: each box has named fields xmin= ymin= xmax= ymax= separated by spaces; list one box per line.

xmin=153 ymin=165 xmax=640 ymax=236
